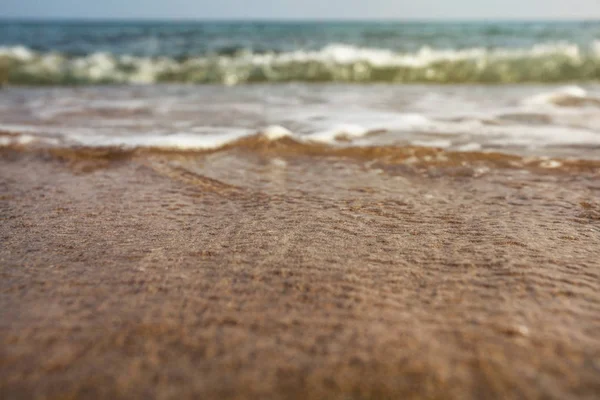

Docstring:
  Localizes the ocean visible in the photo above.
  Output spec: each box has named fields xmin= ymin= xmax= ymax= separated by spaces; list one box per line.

xmin=2 ymin=20 xmax=600 ymax=400
xmin=1 ymin=20 xmax=600 ymax=160
xmin=2 ymin=20 xmax=600 ymax=84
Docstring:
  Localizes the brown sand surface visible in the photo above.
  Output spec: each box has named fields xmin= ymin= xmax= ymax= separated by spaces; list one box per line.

xmin=1 ymin=145 xmax=600 ymax=399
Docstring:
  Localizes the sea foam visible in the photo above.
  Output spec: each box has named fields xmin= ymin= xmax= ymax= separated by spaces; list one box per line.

xmin=2 ymin=42 xmax=600 ymax=84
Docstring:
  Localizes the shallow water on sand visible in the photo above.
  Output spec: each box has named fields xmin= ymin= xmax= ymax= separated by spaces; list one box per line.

xmin=1 ymin=83 xmax=600 ymax=162
xmin=1 ymin=81 xmax=600 ymax=399
xmin=1 ymin=140 xmax=599 ymax=399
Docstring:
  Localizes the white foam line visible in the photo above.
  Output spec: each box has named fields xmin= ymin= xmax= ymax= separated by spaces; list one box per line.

xmin=521 ymin=85 xmax=588 ymax=106
xmin=0 ymin=41 xmax=595 ymax=84
xmin=68 ymin=129 xmax=254 ymax=150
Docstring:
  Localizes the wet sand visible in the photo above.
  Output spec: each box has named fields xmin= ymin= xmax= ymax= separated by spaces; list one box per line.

xmin=1 ymin=144 xmax=600 ymax=399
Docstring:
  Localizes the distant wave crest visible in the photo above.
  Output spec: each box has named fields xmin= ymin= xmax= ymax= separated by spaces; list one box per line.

xmin=2 ymin=42 xmax=600 ymax=84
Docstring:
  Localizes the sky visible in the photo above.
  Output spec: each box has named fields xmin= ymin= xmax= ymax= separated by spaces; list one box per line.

xmin=1 ymin=0 xmax=600 ymax=20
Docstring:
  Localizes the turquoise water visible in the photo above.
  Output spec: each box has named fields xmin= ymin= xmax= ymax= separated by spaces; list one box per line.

xmin=1 ymin=20 xmax=600 ymax=84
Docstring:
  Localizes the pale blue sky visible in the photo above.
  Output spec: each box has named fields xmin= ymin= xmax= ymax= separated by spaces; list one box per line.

xmin=1 ymin=0 xmax=599 ymax=20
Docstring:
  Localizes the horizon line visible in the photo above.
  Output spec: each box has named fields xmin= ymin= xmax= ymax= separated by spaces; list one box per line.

xmin=1 ymin=16 xmax=600 ymax=23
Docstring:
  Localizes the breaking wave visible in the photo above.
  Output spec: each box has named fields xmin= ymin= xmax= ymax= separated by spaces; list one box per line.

xmin=2 ymin=42 xmax=600 ymax=85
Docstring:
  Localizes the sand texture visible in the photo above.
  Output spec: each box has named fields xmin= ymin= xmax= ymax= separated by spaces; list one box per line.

xmin=1 ymin=145 xmax=600 ymax=399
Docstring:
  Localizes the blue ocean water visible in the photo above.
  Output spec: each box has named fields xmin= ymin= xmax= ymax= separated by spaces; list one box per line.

xmin=0 ymin=20 xmax=600 ymax=83
xmin=2 ymin=20 xmax=600 ymax=56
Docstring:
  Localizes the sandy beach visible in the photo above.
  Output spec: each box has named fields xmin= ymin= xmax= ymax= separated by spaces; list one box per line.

xmin=1 ymin=141 xmax=599 ymax=399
